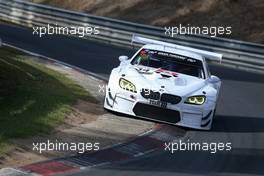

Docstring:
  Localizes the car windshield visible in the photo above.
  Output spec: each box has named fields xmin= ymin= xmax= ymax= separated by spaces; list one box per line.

xmin=131 ymin=49 xmax=205 ymax=78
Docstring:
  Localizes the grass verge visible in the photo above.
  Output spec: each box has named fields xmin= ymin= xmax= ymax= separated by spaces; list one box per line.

xmin=0 ymin=46 xmax=95 ymax=155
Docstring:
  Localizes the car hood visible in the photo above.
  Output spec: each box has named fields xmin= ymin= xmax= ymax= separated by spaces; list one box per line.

xmin=121 ymin=65 xmax=206 ymax=97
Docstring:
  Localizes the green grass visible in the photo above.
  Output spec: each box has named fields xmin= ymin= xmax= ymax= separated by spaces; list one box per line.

xmin=0 ymin=47 xmax=95 ymax=154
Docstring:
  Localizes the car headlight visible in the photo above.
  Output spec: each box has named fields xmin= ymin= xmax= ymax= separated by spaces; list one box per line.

xmin=119 ymin=78 xmax=137 ymax=93
xmin=185 ymin=95 xmax=206 ymax=105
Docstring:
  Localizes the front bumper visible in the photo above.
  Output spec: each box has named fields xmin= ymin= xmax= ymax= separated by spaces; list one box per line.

xmin=104 ymin=89 xmax=214 ymax=130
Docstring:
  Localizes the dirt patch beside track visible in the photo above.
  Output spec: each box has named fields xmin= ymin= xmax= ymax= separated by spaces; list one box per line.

xmin=0 ymin=54 xmax=155 ymax=168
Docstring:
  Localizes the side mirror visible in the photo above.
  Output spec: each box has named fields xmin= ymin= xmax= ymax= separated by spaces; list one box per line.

xmin=208 ymin=75 xmax=220 ymax=84
xmin=119 ymin=55 xmax=128 ymax=62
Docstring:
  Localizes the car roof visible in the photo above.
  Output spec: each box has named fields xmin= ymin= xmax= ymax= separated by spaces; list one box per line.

xmin=142 ymin=44 xmax=204 ymax=61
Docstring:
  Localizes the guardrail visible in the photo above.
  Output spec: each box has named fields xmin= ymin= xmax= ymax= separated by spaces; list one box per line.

xmin=0 ymin=0 xmax=263 ymax=73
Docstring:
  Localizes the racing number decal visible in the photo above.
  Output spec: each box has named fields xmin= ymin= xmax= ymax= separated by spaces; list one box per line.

xmin=155 ymin=68 xmax=178 ymax=77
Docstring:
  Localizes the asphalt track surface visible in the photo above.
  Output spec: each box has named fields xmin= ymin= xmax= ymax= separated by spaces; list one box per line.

xmin=1 ymin=24 xmax=264 ymax=176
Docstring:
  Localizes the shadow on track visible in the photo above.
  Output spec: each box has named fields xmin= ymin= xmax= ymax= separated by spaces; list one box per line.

xmin=212 ymin=115 xmax=264 ymax=133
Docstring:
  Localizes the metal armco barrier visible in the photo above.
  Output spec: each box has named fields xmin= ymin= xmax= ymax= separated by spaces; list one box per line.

xmin=0 ymin=0 xmax=263 ymax=73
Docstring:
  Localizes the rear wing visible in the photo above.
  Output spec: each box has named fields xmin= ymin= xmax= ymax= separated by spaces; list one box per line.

xmin=131 ymin=35 xmax=222 ymax=62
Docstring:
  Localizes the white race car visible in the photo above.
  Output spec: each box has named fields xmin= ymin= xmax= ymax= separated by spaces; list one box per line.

xmin=104 ymin=35 xmax=222 ymax=130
